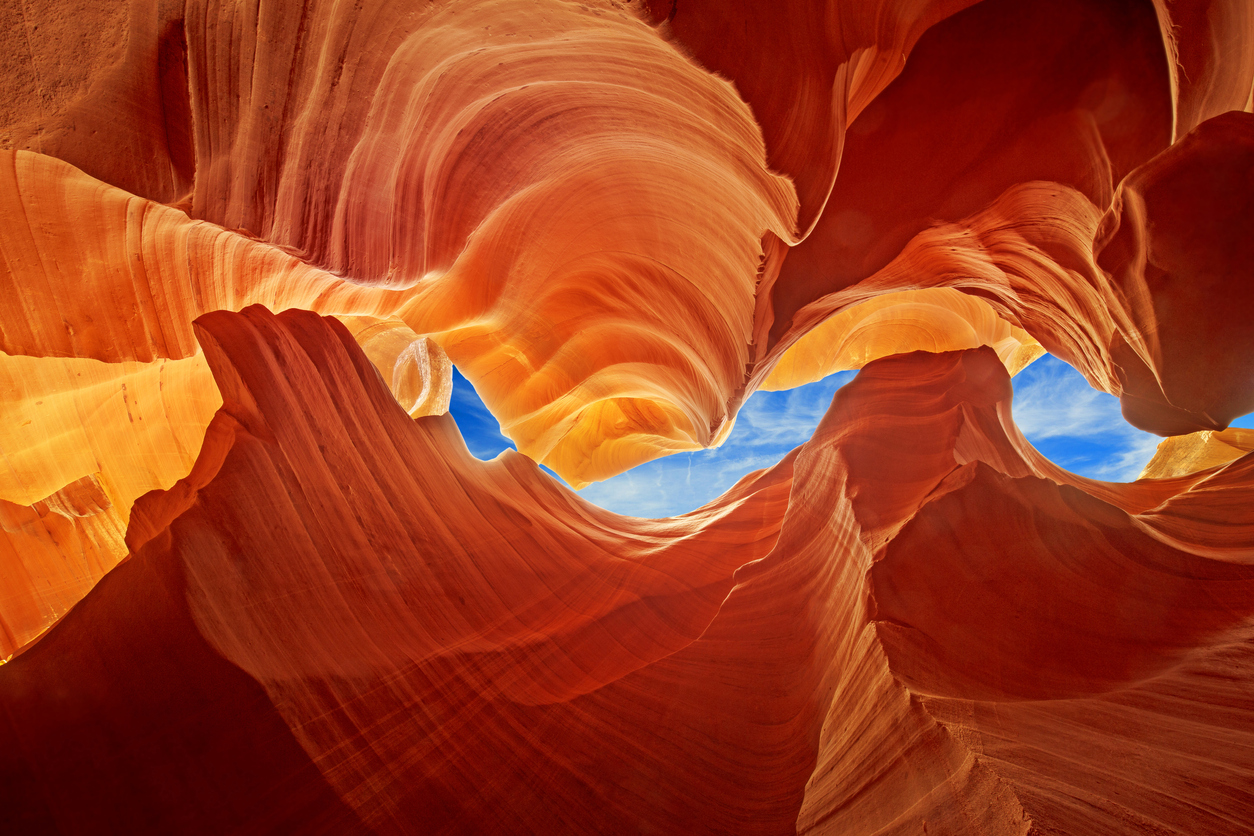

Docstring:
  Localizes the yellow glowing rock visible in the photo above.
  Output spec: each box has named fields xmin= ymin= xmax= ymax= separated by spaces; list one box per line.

xmin=1141 ymin=427 xmax=1254 ymax=480
xmin=0 ymin=351 xmax=219 ymax=657
xmin=338 ymin=317 xmax=453 ymax=418
xmin=0 ymin=150 xmax=407 ymax=365
xmin=0 ymin=474 xmax=125 ymax=659
xmin=0 ymin=351 xmax=219 ymax=514
xmin=761 ymin=287 xmax=1044 ymax=391
xmin=372 ymin=1 xmax=798 ymax=485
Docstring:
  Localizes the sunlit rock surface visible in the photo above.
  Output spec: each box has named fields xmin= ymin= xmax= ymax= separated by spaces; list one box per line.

xmin=1 ymin=0 xmax=1252 ymax=832
xmin=1142 ymin=427 xmax=1254 ymax=479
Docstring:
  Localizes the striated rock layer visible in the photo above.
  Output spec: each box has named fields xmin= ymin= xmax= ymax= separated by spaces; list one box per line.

xmin=1 ymin=0 xmax=1253 ymax=832
xmin=2 ymin=308 xmax=1252 ymax=834
xmin=5 ymin=0 xmax=1252 ymax=493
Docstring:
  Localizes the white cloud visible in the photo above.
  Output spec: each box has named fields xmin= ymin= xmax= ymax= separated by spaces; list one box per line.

xmin=578 ymin=372 xmax=853 ymax=517
xmin=1010 ymin=361 xmax=1117 ymax=439
xmin=459 ymin=355 xmax=1174 ymax=520
xmin=1011 ymin=355 xmax=1163 ymax=482
xmin=578 ymin=469 xmax=677 ymax=519
xmin=582 ymin=355 xmax=1175 ymax=517
xmin=734 ymin=376 xmax=852 ymax=447
xmin=1088 ymin=433 xmax=1163 ymax=482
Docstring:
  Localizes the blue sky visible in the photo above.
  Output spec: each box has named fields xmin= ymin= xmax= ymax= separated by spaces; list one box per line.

xmin=447 ymin=367 xmax=851 ymax=512
xmin=1011 ymin=356 xmax=1161 ymax=482
xmin=448 ymin=357 xmax=1254 ymax=518
xmin=574 ymin=371 xmax=857 ymax=517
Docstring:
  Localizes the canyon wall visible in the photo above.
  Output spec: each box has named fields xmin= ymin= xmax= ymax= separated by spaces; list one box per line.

xmin=1 ymin=0 xmax=1252 ymax=832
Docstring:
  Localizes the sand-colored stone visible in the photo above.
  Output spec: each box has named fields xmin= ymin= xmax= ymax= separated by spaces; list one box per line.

xmin=1142 ymin=427 xmax=1254 ymax=480
xmin=3 ymin=309 xmax=1252 ymax=834
xmin=4 ymin=0 xmax=1251 ymax=497
xmin=0 ymin=1 xmax=1252 ymax=832
xmin=763 ymin=287 xmax=1045 ymax=391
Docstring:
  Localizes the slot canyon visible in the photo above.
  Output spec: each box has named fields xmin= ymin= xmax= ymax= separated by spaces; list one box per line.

xmin=1 ymin=0 xmax=1253 ymax=833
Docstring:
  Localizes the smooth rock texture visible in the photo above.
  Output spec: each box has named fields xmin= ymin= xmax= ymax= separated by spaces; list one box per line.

xmin=1 ymin=0 xmax=1253 ymax=833
xmin=3 ymin=0 xmax=1252 ymax=488
xmin=3 ymin=309 xmax=1252 ymax=835
xmin=1142 ymin=427 xmax=1254 ymax=479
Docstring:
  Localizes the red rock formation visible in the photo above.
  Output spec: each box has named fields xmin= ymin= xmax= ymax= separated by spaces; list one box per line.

xmin=1 ymin=0 xmax=1253 ymax=832
xmin=3 ymin=309 xmax=1252 ymax=834
xmin=0 ymin=306 xmax=794 ymax=833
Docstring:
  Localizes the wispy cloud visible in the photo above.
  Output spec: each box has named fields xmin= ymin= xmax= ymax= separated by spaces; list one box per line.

xmin=578 ymin=372 xmax=854 ymax=518
xmin=1011 ymin=355 xmax=1163 ymax=481
xmin=1011 ymin=361 xmax=1116 ymax=439
xmin=448 ymin=355 xmax=1177 ymax=520
xmin=446 ymin=366 xmax=841 ymax=516
xmin=733 ymin=382 xmax=848 ymax=447
xmin=577 ymin=469 xmax=676 ymax=519
xmin=1088 ymin=433 xmax=1164 ymax=481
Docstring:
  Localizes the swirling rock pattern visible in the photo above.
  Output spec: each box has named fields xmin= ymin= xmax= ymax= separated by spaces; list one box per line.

xmin=3 ymin=309 xmax=1252 ymax=834
xmin=1 ymin=0 xmax=1252 ymax=833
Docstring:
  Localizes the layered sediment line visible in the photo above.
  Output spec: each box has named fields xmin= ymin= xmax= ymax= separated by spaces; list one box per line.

xmin=3 ymin=309 xmax=1250 ymax=834
xmin=1 ymin=1 xmax=1253 ymax=830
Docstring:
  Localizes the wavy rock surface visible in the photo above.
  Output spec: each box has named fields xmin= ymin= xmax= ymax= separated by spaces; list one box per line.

xmin=0 ymin=475 xmax=126 ymax=658
xmin=4 ymin=0 xmax=1252 ymax=487
xmin=2 ymin=0 xmax=800 ymax=490
xmin=2 ymin=309 xmax=1252 ymax=835
xmin=761 ymin=287 xmax=1045 ymax=391
xmin=1142 ymin=427 xmax=1254 ymax=479
xmin=1 ymin=0 xmax=1253 ymax=832
xmin=0 ymin=149 xmax=428 ymax=651
xmin=762 ymin=0 xmax=1254 ymax=437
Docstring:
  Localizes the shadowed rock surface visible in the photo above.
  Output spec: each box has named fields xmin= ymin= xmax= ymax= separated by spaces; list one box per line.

xmin=1 ymin=1 xmax=1252 ymax=832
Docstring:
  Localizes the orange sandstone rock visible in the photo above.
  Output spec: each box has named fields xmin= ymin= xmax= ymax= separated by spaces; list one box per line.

xmin=0 ymin=1 xmax=1253 ymax=831
xmin=1141 ymin=427 xmax=1254 ymax=480
xmin=2 ymin=310 xmax=1252 ymax=834
xmin=5 ymin=0 xmax=1249 ymax=494
xmin=645 ymin=0 xmax=981 ymax=235
xmin=0 ymin=475 xmax=125 ymax=659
